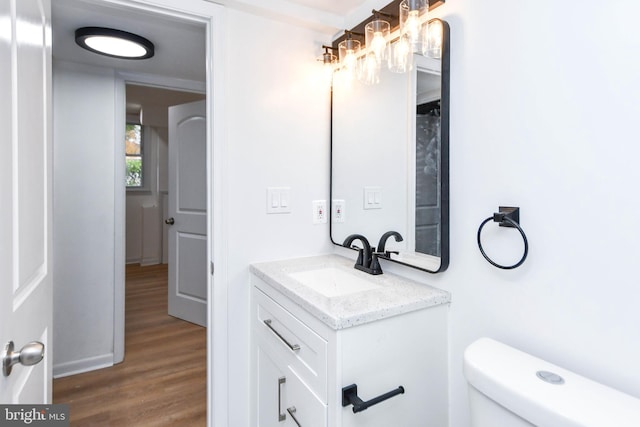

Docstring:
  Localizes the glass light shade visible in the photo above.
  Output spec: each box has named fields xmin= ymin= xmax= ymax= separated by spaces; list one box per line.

xmin=85 ymin=36 xmax=148 ymax=58
xmin=338 ymin=38 xmax=361 ymax=82
xmin=365 ymin=19 xmax=390 ymax=65
xmin=321 ymin=51 xmax=337 ymax=85
xmin=388 ymin=34 xmax=413 ymax=73
xmin=358 ymin=52 xmax=380 ymax=85
xmin=322 ymin=50 xmax=337 ymax=65
xmin=400 ymin=0 xmax=427 ymax=53
xmin=422 ymin=20 xmax=443 ymax=58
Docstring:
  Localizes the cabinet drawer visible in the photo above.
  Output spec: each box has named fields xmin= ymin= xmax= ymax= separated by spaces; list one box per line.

xmin=254 ymin=287 xmax=327 ymax=401
xmin=284 ymin=365 xmax=327 ymax=427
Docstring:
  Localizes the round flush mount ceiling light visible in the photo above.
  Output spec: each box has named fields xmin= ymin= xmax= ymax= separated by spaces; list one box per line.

xmin=75 ymin=27 xmax=154 ymax=60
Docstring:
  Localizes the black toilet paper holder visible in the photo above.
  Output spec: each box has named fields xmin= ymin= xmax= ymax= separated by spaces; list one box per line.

xmin=341 ymin=383 xmax=405 ymax=414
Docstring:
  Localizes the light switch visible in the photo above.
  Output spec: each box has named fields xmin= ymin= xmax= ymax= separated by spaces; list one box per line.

xmin=363 ymin=187 xmax=382 ymax=210
xmin=267 ymin=187 xmax=291 ymax=214
xmin=280 ymin=190 xmax=289 ymax=208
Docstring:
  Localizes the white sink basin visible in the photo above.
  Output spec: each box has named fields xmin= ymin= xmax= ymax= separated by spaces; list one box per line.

xmin=288 ymin=267 xmax=380 ymax=298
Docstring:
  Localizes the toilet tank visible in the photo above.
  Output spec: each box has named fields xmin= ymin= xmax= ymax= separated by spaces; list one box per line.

xmin=464 ymin=338 xmax=640 ymax=427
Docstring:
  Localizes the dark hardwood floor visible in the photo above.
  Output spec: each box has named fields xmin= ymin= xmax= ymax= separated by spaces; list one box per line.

xmin=53 ymin=264 xmax=206 ymax=426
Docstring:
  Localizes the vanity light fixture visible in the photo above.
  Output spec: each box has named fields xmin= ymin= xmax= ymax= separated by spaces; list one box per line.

xmin=321 ymin=45 xmax=338 ymax=66
xmin=320 ymin=45 xmax=338 ymax=83
xmin=321 ymin=0 xmax=444 ymax=84
xmin=399 ymin=0 xmax=428 ymax=53
xmin=338 ymin=31 xmax=361 ymax=82
xmin=75 ymin=27 xmax=155 ymax=59
xmin=365 ymin=11 xmax=391 ymax=65
xmin=423 ymin=19 xmax=443 ymax=58
xmin=359 ymin=10 xmax=392 ymax=85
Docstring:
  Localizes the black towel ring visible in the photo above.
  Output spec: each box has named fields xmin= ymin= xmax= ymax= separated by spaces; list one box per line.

xmin=477 ymin=207 xmax=528 ymax=270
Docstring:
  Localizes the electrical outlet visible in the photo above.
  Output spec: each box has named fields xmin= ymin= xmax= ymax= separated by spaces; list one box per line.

xmin=333 ymin=199 xmax=345 ymax=223
xmin=312 ymin=200 xmax=327 ymax=224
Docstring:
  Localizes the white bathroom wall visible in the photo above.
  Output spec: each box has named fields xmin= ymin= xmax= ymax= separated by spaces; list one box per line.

xmin=50 ymin=6 xmax=331 ymax=403
xmin=371 ymin=1 xmax=640 ymax=426
xmin=52 ymin=60 xmax=117 ymax=376
xmin=224 ymin=9 xmax=333 ymax=426
xmin=50 ymin=3 xmax=640 ymax=425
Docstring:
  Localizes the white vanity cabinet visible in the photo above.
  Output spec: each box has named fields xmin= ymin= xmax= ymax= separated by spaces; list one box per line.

xmin=250 ymin=258 xmax=449 ymax=427
xmin=253 ymin=285 xmax=328 ymax=427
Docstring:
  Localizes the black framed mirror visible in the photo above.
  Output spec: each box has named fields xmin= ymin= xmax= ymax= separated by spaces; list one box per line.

xmin=330 ymin=19 xmax=449 ymax=273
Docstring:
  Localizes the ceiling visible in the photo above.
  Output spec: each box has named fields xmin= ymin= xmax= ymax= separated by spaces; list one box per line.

xmin=51 ymin=0 xmax=376 ymax=81
xmin=51 ymin=0 xmax=370 ymax=120
xmin=52 ymin=0 xmax=207 ymax=82
xmin=125 ymin=85 xmax=205 ymax=125
xmin=285 ymin=0 xmax=368 ymax=15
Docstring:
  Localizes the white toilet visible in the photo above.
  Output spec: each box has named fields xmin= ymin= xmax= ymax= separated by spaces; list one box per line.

xmin=464 ymin=337 xmax=640 ymax=426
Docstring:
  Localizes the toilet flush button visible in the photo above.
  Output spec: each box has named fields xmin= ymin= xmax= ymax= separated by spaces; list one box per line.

xmin=536 ymin=370 xmax=565 ymax=385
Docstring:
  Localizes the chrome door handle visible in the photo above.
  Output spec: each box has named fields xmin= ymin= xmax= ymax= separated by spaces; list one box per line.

xmin=278 ymin=376 xmax=286 ymax=422
xmin=165 ymin=217 xmax=175 ymax=225
xmin=2 ymin=341 xmax=45 ymax=377
xmin=263 ymin=319 xmax=300 ymax=352
xmin=287 ymin=407 xmax=301 ymax=427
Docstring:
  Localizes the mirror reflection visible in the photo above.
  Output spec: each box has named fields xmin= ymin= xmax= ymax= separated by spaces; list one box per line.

xmin=330 ymin=19 xmax=449 ymax=273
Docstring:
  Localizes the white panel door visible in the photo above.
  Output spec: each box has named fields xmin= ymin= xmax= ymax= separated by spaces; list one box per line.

xmin=167 ymin=100 xmax=207 ymax=327
xmin=0 ymin=0 xmax=52 ymax=403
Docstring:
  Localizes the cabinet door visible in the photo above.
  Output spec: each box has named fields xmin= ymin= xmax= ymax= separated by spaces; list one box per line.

xmin=257 ymin=344 xmax=327 ymax=427
xmin=257 ymin=344 xmax=289 ymax=427
xmin=284 ymin=366 xmax=327 ymax=427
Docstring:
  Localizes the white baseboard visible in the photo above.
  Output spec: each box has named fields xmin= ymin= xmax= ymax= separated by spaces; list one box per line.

xmin=140 ymin=257 xmax=161 ymax=266
xmin=53 ymin=353 xmax=114 ymax=378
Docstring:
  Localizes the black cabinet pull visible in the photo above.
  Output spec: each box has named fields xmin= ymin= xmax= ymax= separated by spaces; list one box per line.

xmin=341 ymin=384 xmax=405 ymax=413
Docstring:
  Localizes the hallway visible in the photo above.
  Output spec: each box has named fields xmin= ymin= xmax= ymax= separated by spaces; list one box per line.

xmin=53 ymin=264 xmax=206 ymax=426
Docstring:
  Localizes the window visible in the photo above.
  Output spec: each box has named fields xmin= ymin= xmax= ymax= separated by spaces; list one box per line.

xmin=125 ymin=124 xmax=143 ymax=187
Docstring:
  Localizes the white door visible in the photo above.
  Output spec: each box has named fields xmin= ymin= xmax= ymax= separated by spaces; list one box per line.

xmin=0 ymin=0 xmax=52 ymax=404
xmin=167 ymin=100 xmax=207 ymax=327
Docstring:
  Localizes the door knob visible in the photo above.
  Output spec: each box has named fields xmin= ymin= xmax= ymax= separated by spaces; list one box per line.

xmin=2 ymin=341 xmax=45 ymax=377
xmin=165 ymin=217 xmax=175 ymax=225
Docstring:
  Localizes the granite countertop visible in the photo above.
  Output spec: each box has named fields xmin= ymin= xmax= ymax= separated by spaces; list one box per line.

xmin=250 ymin=254 xmax=450 ymax=330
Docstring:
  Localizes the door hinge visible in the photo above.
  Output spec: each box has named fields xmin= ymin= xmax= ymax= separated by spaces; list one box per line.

xmin=210 ymin=261 xmax=215 ymax=275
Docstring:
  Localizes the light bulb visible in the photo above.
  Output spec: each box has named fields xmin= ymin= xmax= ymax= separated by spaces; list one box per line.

xmin=400 ymin=0 xmax=427 ymax=53
xmin=344 ymin=50 xmax=356 ymax=69
xmin=371 ymin=32 xmax=386 ymax=62
xmin=405 ymin=11 xmax=420 ymax=43
xmin=317 ymin=48 xmax=337 ymax=86
xmin=365 ymin=19 xmax=390 ymax=65
xmin=339 ymin=37 xmax=361 ymax=82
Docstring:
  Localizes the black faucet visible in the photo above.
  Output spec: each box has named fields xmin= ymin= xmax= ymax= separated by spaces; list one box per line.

xmin=377 ymin=231 xmax=404 ymax=258
xmin=342 ymin=234 xmax=383 ymax=275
